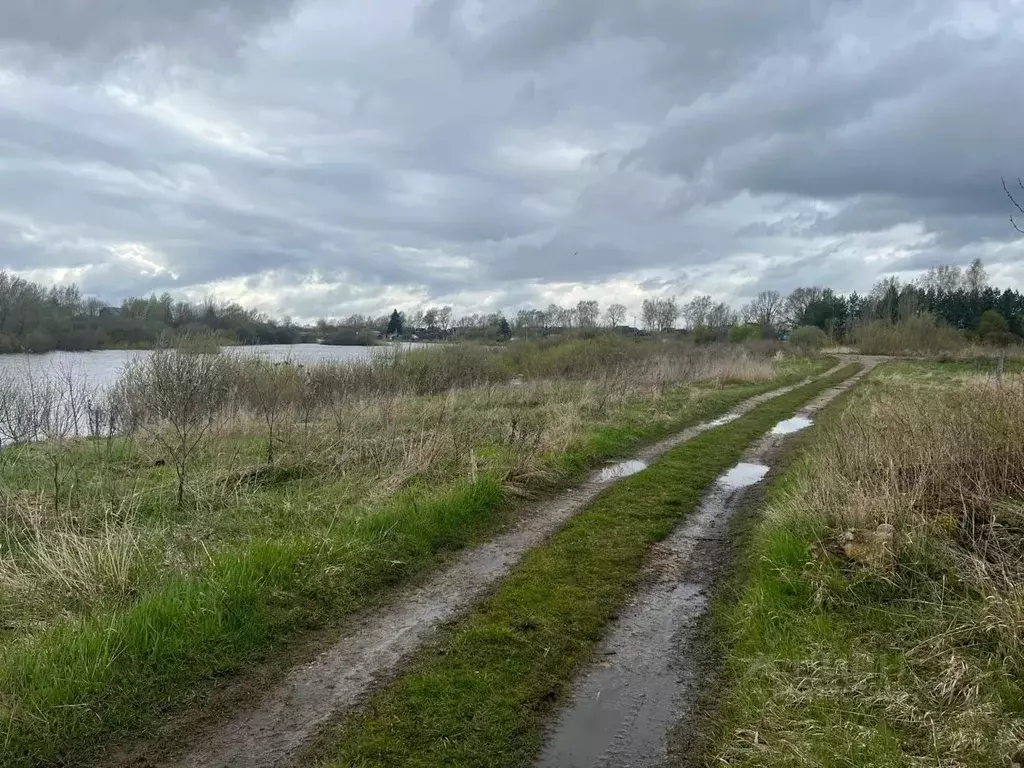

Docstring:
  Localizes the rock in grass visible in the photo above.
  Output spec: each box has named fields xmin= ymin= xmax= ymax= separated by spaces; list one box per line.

xmin=838 ymin=523 xmax=896 ymax=570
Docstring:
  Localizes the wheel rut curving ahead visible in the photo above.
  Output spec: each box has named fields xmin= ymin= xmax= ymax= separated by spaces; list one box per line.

xmin=533 ymin=362 xmax=873 ymax=768
xmin=163 ymin=373 xmax=837 ymax=768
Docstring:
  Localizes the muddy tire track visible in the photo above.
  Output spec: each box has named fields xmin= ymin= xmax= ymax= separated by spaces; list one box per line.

xmin=162 ymin=371 xmax=843 ymax=768
xmin=534 ymin=362 xmax=873 ymax=768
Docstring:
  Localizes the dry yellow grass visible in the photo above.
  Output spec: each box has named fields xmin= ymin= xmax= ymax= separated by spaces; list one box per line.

xmin=711 ymin=364 xmax=1024 ymax=768
xmin=0 ymin=343 xmax=795 ymax=643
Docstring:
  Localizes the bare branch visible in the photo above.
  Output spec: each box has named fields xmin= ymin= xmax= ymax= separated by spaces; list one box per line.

xmin=1002 ymin=177 xmax=1024 ymax=234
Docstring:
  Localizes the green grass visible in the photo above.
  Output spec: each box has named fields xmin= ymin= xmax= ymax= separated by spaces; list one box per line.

xmin=0 ymin=360 xmax=833 ymax=767
xmin=1 ymin=480 xmax=505 ymax=766
xmin=314 ymin=364 xmax=861 ymax=768
xmin=700 ymin=362 xmax=1024 ymax=767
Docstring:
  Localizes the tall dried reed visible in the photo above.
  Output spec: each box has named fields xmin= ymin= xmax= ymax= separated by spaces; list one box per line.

xmin=722 ymin=369 xmax=1024 ymax=767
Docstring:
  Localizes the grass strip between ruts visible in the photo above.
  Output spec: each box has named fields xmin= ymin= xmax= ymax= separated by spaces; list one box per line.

xmin=317 ymin=364 xmax=862 ymax=768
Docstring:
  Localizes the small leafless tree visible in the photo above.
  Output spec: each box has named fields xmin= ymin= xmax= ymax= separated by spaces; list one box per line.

xmin=0 ymin=361 xmax=88 ymax=512
xmin=576 ymin=300 xmax=600 ymax=328
xmin=641 ymin=299 xmax=659 ymax=332
xmin=41 ymin=363 xmax=94 ymax=512
xmin=683 ymin=295 xmax=713 ymax=329
xmin=742 ymin=290 xmax=785 ymax=333
xmin=641 ymin=297 xmax=680 ymax=332
xmin=422 ymin=307 xmax=439 ymax=331
xmin=0 ymin=368 xmax=30 ymax=451
xmin=919 ymin=264 xmax=964 ymax=294
xmin=604 ymin=303 xmax=627 ymax=328
xmin=707 ymin=302 xmax=738 ymax=331
xmin=119 ymin=335 xmax=229 ymax=507
xmin=437 ymin=305 xmax=454 ymax=334
xmin=560 ymin=306 xmax=579 ymax=328
xmin=964 ymin=257 xmax=988 ymax=295
xmin=657 ymin=296 xmax=681 ymax=332
xmin=242 ymin=358 xmax=298 ymax=464
xmin=293 ymin=368 xmax=323 ymax=458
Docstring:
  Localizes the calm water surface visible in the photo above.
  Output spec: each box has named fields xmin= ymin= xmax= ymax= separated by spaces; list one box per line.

xmin=0 ymin=344 xmax=406 ymax=391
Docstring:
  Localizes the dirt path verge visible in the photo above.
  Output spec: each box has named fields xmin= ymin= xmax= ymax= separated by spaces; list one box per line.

xmin=533 ymin=362 xmax=874 ymax=768
xmin=160 ymin=371 xmax=839 ymax=768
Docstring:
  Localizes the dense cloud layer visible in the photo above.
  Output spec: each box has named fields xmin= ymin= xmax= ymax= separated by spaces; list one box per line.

xmin=0 ymin=0 xmax=1021 ymax=321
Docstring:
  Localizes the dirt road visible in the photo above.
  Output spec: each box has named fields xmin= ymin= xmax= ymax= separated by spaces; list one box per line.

xmin=163 ymin=373 xmax=839 ymax=768
xmin=534 ymin=363 xmax=873 ymax=768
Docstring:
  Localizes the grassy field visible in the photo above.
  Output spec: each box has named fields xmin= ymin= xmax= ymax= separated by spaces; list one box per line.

xmin=311 ymin=364 xmax=860 ymax=768
xmin=0 ymin=337 xmax=828 ymax=767
xmin=703 ymin=361 xmax=1024 ymax=767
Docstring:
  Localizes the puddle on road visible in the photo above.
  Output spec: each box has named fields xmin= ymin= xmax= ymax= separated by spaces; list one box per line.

xmin=771 ymin=416 xmax=813 ymax=435
xmin=718 ymin=462 xmax=770 ymax=491
xmin=706 ymin=414 xmax=740 ymax=427
xmin=597 ymin=459 xmax=648 ymax=482
xmin=539 ymin=365 xmax=871 ymax=768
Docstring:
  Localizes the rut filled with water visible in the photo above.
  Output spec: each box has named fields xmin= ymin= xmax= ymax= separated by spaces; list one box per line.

xmin=162 ymin=375 xmax=835 ymax=768
xmin=535 ymin=364 xmax=873 ymax=768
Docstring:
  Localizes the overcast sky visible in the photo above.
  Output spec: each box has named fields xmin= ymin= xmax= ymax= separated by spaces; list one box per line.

xmin=1 ymin=1 xmax=1022 ymax=322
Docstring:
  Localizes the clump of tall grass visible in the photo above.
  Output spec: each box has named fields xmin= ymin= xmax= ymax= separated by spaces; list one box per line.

xmin=853 ymin=314 xmax=966 ymax=356
xmin=788 ymin=325 xmax=829 ymax=353
xmin=937 ymin=342 xmax=1024 ymax=364
xmin=227 ymin=343 xmax=513 ymax=406
xmin=0 ymin=496 xmax=149 ymax=622
xmin=224 ymin=338 xmax=781 ymax=416
xmin=211 ymin=342 xmax=782 ymax=498
xmin=790 ymin=374 xmax=1024 ymax=550
xmin=714 ymin=368 xmax=1024 ymax=767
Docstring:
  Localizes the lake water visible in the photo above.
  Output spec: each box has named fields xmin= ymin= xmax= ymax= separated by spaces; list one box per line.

xmin=0 ymin=344 xmax=403 ymax=392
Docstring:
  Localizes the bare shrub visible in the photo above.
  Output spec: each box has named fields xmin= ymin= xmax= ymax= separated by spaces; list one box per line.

xmin=118 ymin=334 xmax=229 ymax=507
xmin=853 ymin=314 xmax=965 ymax=356
xmin=235 ymin=358 xmax=300 ymax=464
xmin=789 ymin=325 xmax=829 ymax=352
xmin=0 ymin=367 xmax=38 ymax=447
xmin=0 ymin=361 xmax=95 ymax=512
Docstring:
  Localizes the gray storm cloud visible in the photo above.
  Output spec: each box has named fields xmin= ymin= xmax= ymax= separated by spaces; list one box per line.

xmin=0 ymin=0 xmax=299 ymax=59
xmin=0 ymin=0 xmax=1021 ymax=321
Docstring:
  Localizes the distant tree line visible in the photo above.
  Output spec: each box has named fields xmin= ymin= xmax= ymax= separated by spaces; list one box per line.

xmin=2 ymin=255 xmax=1022 ymax=354
xmin=0 ymin=272 xmax=304 ymax=353
xmin=455 ymin=258 xmax=1022 ymax=346
xmin=777 ymin=259 xmax=1024 ymax=344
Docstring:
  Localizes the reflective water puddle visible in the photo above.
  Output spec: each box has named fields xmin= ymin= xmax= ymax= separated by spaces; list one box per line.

xmin=718 ymin=462 xmax=770 ymax=490
xmin=706 ymin=414 xmax=740 ymax=427
xmin=770 ymin=416 xmax=813 ymax=435
xmin=597 ymin=459 xmax=648 ymax=482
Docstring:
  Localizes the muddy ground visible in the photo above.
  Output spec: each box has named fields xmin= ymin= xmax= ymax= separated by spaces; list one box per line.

xmin=533 ymin=364 xmax=872 ymax=768
xmin=116 ymin=374 xmax=832 ymax=768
